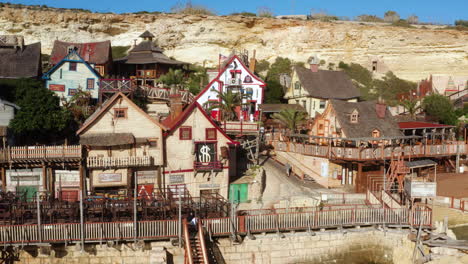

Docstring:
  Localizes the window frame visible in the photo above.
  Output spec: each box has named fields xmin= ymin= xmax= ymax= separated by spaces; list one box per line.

xmin=69 ymin=62 xmax=77 ymax=71
xmin=372 ymin=129 xmax=381 ymax=138
xmin=86 ymin=78 xmax=95 ymax=90
xmin=68 ymin=88 xmax=77 ymax=96
xmin=179 ymin=126 xmax=192 ymax=140
xmin=148 ymin=138 xmax=158 ymax=148
xmin=205 ymin=128 xmax=217 ymax=140
xmin=319 ymin=100 xmax=326 ymax=109
xmin=114 ymin=108 xmax=128 ymax=119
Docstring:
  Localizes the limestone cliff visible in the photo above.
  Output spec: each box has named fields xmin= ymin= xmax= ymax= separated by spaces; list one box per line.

xmin=1 ymin=6 xmax=467 ymax=81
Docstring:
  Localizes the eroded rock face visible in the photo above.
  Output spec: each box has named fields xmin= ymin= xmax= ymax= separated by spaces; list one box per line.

xmin=1 ymin=6 xmax=467 ymax=81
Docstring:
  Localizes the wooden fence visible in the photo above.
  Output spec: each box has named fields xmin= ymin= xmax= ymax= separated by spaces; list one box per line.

xmin=0 ymin=145 xmax=81 ymax=162
xmin=0 ymin=207 xmax=431 ymax=245
xmin=221 ymin=121 xmax=259 ymax=134
xmin=270 ymin=140 xmax=466 ymax=161
xmin=87 ymin=156 xmax=152 ymax=168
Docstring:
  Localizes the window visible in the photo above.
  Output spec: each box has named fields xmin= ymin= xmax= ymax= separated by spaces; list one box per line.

xmin=319 ymin=100 xmax=326 ymax=109
xmin=68 ymin=89 xmax=77 ymax=96
xmin=87 ymin=78 xmax=95 ymax=90
xmin=372 ymin=129 xmax=380 ymax=138
xmin=294 ymin=81 xmax=301 ymax=90
xmin=69 ymin=62 xmax=77 ymax=71
xmin=372 ymin=61 xmax=377 ymax=72
xmin=350 ymin=109 xmax=359 ymax=123
xmin=148 ymin=138 xmax=158 ymax=148
xmin=302 ymin=100 xmax=307 ymax=108
xmin=59 ymin=69 xmax=62 ymax=79
xmin=114 ymin=108 xmax=127 ymax=119
xmin=180 ymin=127 xmax=192 ymax=140
xmin=206 ymin=128 xmax=217 ymax=140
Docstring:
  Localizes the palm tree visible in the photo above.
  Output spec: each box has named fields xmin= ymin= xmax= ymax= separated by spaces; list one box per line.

xmin=62 ymin=89 xmax=94 ymax=125
xmin=157 ymin=68 xmax=185 ymax=86
xmin=400 ymin=99 xmax=419 ymax=119
xmin=272 ymin=109 xmax=308 ymax=132
xmin=204 ymin=89 xmax=250 ymax=121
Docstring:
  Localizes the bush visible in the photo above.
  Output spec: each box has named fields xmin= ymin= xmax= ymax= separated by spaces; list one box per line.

xmin=392 ymin=19 xmax=413 ymax=28
xmin=230 ymin=12 xmax=256 ymax=17
xmin=384 ymin=10 xmax=400 ymax=23
xmin=112 ymin=46 xmax=130 ymax=59
xmin=407 ymin=15 xmax=419 ymax=24
xmin=257 ymin=6 xmax=273 ymax=18
xmin=422 ymin=94 xmax=458 ymax=125
xmin=455 ymin=20 xmax=468 ymax=27
xmin=171 ymin=1 xmax=215 ymax=16
xmin=310 ymin=9 xmax=338 ymax=22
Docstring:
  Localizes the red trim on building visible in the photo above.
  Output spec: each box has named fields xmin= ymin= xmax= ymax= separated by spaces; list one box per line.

xmin=205 ymin=128 xmax=217 ymax=140
xmin=398 ymin=121 xmax=454 ymax=129
xmin=179 ymin=126 xmax=192 ymax=140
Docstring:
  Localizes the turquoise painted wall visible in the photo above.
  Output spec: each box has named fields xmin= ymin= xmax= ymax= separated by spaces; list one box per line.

xmin=46 ymin=61 xmax=100 ymax=101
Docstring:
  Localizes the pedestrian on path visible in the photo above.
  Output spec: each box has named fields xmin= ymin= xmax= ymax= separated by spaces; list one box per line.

xmin=285 ymin=163 xmax=292 ymax=177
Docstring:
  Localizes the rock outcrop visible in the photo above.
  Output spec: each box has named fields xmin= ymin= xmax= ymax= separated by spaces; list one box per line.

xmin=0 ymin=6 xmax=467 ymax=81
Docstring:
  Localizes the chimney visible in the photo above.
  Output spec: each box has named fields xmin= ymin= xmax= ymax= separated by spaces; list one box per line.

xmin=308 ymin=55 xmax=319 ymax=73
xmin=375 ymin=100 xmax=386 ymax=119
xmin=249 ymin=50 xmax=257 ymax=73
xmin=169 ymin=85 xmax=183 ymax=120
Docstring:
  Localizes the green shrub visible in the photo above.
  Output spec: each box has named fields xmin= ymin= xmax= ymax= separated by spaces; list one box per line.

xmin=455 ymin=20 xmax=468 ymax=27
xmin=357 ymin=14 xmax=384 ymax=23
xmin=257 ymin=6 xmax=274 ymax=18
xmin=230 ymin=12 xmax=256 ymax=17
xmin=171 ymin=1 xmax=215 ymax=15
xmin=392 ymin=19 xmax=413 ymax=28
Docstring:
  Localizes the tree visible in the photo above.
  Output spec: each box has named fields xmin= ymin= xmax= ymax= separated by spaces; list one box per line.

xmin=422 ymin=94 xmax=458 ymax=125
xmin=357 ymin=15 xmax=383 ymax=23
xmin=264 ymin=79 xmax=284 ymax=104
xmin=407 ymin=15 xmax=419 ymax=24
xmin=186 ymin=65 xmax=208 ymax=95
xmin=255 ymin=60 xmax=270 ymax=78
xmin=111 ymin=46 xmax=130 ymax=60
xmin=157 ymin=69 xmax=185 ymax=86
xmin=205 ymin=89 xmax=249 ymax=121
xmin=400 ymin=99 xmax=419 ymax=118
xmin=257 ymin=6 xmax=273 ymax=18
xmin=171 ymin=0 xmax=214 ymax=15
xmin=10 ymin=80 xmax=72 ymax=144
xmin=263 ymin=57 xmax=292 ymax=103
xmin=61 ymin=90 xmax=94 ymax=125
xmin=384 ymin=11 xmax=400 ymax=23
xmin=272 ymin=109 xmax=308 ymax=132
xmin=455 ymin=20 xmax=468 ymax=27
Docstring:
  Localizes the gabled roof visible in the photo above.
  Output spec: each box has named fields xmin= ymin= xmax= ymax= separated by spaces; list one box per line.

xmin=294 ymin=66 xmax=360 ymax=99
xmin=139 ymin=30 xmax=155 ymax=39
xmin=329 ymin=100 xmax=402 ymax=138
xmin=162 ymin=102 xmax=238 ymax=144
xmin=116 ymin=40 xmax=187 ymax=65
xmin=50 ymin=40 xmax=111 ymax=65
xmin=77 ymin=92 xmax=167 ymax=135
xmin=0 ymin=42 xmax=41 ymax=79
xmin=43 ymin=50 xmax=100 ymax=80
xmin=259 ymin=104 xmax=306 ymax=113
xmin=195 ymin=55 xmax=266 ymax=102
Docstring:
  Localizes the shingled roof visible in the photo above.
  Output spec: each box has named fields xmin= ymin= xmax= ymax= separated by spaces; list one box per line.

xmin=330 ymin=100 xmax=402 ymax=138
xmin=50 ymin=40 xmax=111 ymax=65
xmin=116 ymin=40 xmax=188 ymax=65
xmin=0 ymin=42 xmax=41 ymax=79
xmin=295 ymin=66 xmax=360 ymax=99
xmin=259 ymin=104 xmax=306 ymax=113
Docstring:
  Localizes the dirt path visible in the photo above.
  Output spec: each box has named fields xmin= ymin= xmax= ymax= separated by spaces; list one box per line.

xmin=437 ymin=172 xmax=468 ymax=198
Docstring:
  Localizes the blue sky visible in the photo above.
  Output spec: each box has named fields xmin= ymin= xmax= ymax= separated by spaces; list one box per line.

xmin=5 ymin=0 xmax=467 ymax=24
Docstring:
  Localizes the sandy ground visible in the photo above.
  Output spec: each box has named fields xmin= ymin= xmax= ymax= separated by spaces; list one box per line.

xmin=436 ymin=172 xmax=468 ymax=198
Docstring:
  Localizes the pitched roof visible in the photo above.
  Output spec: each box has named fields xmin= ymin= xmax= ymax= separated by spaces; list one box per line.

xmin=259 ymin=104 xmax=306 ymax=113
xmin=50 ymin=40 xmax=111 ymax=65
xmin=139 ymin=30 xmax=155 ymax=39
xmin=398 ymin=121 xmax=454 ymax=130
xmin=43 ymin=50 xmax=101 ymax=80
xmin=294 ymin=66 xmax=360 ymax=99
xmin=162 ymin=102 xmax=238 ymax=144
xmin=77 ymin=92 xmax=166 ymax=135
xmin=80 ymin=133 xmax=134 ymax=146
xmin=330 ymin=100 xmax=402 ymax=138
xmin=116 ymin=41 xmax=188 ymax=65
xmin=0 ymin=42 xmax=41 ymax=78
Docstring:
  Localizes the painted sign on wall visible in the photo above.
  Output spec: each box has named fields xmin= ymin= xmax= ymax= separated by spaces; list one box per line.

xmin=6 ymin=168 xmax=43 ymax=192
xmin=54 ymin=170 xmax=79 ymax=187
xmin=49 ymin=84 xmax=65 ymax=91
xmin=98 ymin=173 xmax=122 ymax=183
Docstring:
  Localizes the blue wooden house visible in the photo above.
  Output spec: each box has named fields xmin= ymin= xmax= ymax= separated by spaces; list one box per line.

xmin=43 ymin=48 xmax=101 ymax=103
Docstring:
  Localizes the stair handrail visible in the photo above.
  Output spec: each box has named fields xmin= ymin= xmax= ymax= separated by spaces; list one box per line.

xmin=183 ymin=219 xmax=193 ymax=264
xmin=198 ymin=220 xmax=210 ymax=264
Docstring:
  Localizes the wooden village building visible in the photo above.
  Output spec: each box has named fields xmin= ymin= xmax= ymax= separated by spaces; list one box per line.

xmin=77 ymin=92 xmax=165 ymax=195
xmin=284 ymin=56 xmax=360 ymax=118
xmin=0 ymin=35 xmax=41 ymax=79
xmin=161 ymin=97 xmax=238 ymax=198
xmin=114 ymin=31 xmax=189 ymax=86
xmin=196 ymin=55 xmax=266 ymax=122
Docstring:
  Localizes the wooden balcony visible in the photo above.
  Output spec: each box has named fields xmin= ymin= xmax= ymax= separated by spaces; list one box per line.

xmin=136 ymin=70 xmax=156 ymax=79
xmin=0 ymin=145 xmax=81 ymax=163
xmin=270 ymin=140 xmax=467 ymax=161
xmin=87 ymin=156 xmax=153 ymax=168
xmin=194 ymin=161 xmax=223 ymax=171
xmin=100 ymin=79 xmax=135 ymax=92
xmin=220 ymin=121 xmax=260 ymax=135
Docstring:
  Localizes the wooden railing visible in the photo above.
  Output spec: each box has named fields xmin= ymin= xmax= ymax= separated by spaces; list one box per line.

xmin=0 ymin=145 xmax=81 ymax=162
xmin=87 ymin=156 xmax=152 ymax=168
xmin=270 ymin=140 xmax=467 ymax=161
xmin=183 ymin=219 xmax=193 ymax=264
xmin=198 ymin=220 xmax=209 ymax=264
xmin=434 ymin=196 xmax=468 ymax=212
xmin=0 ymin=206 xmax=431 ymax=245
xmin=136 ymin=70 xmax=157 ymax=79
xmin=100 ymin=79 xmax=135 ymax=91
xmin=193 ymin=161 xmax=223 ymax=171
xmin=221 ymin=121 xmax=259 ymax=134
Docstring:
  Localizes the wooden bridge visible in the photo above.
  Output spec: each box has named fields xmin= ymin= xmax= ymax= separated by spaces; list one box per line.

xmin=0 ymin=206 xmax=431 ymax=246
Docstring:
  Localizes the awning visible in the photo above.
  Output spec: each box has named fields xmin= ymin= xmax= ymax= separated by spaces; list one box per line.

xmin=405 ymin=159 xmax=437 ymax=169
xmin=80 ymin=133 xmax=134 ymax=147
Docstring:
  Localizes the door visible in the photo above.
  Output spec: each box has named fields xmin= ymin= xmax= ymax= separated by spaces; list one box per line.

xmin=60 ymin=190 xmax=79 ymax=202
xmin=16 ymin=186 xmax=38 ymax=201
xmin=229 ymin=184 xmax=248 ymax=203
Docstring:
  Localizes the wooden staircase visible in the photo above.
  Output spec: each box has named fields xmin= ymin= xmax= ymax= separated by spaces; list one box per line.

xmin=184 ymin=220 xmax=209 ymax=264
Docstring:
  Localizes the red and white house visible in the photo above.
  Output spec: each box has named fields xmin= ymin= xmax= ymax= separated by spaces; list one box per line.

xmin=162 ymin=101 xmax=239 ymax=198
xmin=196 ymin=55 xmax=266 ymax=121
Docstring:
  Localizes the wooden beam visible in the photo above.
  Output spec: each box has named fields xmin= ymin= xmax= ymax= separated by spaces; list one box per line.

xmin=356 ymin=163 xmax=363 ymax=193
xmin=1 ymin=167 xmax=5 ymax=192
xmin=42 ymin=163 xmax=47 ymax=191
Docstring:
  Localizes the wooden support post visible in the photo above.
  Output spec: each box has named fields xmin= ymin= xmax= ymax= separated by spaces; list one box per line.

xmin=42 ymin=164 xmax=47 ymax=191
xmin=79 ymin=164 xmax=85 ymax=195
xmin=1 ymin=167 xmax=5 ymax=191
xmin=356 ymin=163 xmax=363 ymax=193
xmin=48 ymin=167 xmax=54 ymax=199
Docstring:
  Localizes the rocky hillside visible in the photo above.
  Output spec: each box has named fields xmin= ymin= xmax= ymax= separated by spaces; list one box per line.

xmin=1 ymin=6 xmax=467 ymax=81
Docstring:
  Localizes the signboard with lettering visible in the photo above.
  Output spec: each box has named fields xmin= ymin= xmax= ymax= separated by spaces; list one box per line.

xmin=404 ymin=178 xmax=437 ymax=198
xmin=6 ymin=168 xmax=43 ymax=192
xmin=199 ymin=183 xmax=220 ymax=189
xmin=137 ymin=170 xmax=156 ymax=184
xmin=55 ymin=170 xmax=79 ymax=187
xmin=98 ymin=173 xmax=122 ymax=183
xmin=49 ymin=84 xmax=65 ymax=92
xmin=169 ymin=174 xmax=184 ymax=184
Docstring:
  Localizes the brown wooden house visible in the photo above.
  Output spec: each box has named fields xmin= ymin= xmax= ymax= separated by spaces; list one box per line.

xmin=114 ymin=31 xmax=189 ymax=86
xmin=0 ymin=35 xmax=41 ymax=79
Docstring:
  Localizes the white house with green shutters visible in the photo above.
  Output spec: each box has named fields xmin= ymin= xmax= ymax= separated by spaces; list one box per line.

xmin=43 ymin=49 xmax=101 ymax=103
